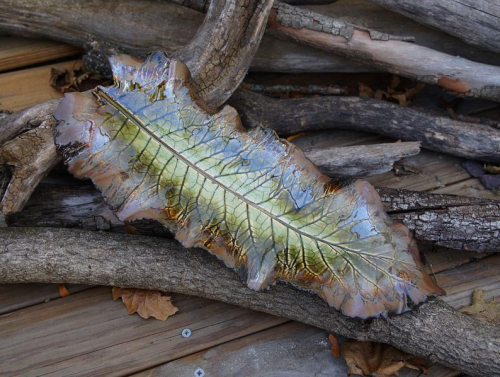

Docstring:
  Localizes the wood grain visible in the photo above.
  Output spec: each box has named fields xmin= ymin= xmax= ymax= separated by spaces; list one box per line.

xmin=0 ymin=283 xmax=91 ymax=315
xmin=0 ymin=36 xmax=81 ymax=72
xmin=0 ymin=287 xmax=286 ymax=376
xmin=368 ymin=0 xmax=500 ymax=54
xmin=0 ymin=59 xmax=81 ymax=111
xmin=134 ymin=322 xmax=348 ymax=376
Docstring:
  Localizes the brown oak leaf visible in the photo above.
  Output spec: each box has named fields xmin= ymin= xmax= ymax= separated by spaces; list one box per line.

xmin=340 ymin=340 xmax=428 ymax=377
xmin=460 ymin=289 xmax=500 ymax=325
xmin=112 ymin=287 xmax=178 ymax=321
xmin=329 ymin=334 xmax=341 ymax=358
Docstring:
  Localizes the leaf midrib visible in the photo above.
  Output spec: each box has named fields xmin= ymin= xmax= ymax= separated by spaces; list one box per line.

xmin=95 ymin=88 xmax=355 ymax=251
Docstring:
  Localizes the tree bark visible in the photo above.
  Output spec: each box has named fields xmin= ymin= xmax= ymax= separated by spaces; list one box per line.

xmin=0 ymin=227 xmax=498 ymax=376
xmin=230 ymin=90 xmax=500 ymax=163
xmin=377 ymin=188 xmax=500 ymax=252
xmin=0 ymin=99 xmax=59 ymax=145
xmin=174 ymin=0 xmax=274 ymax=109
xmin=266 ymin=2 xmax=500 ymax=102
xmin=0 ymin=116 xmax=60 ymax=217
xmin=307 ymin=142 xmax=421 ymax=177
xmin=2 ymin=0 xmax=500 ymax=101
xmin=368 ymin=0 xmax=500 ymax=54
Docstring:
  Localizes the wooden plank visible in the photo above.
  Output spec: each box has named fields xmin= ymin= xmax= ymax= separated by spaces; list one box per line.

xmin=133 ymin=322 xmax=347 ymax=377
xmin=431 ymin=178 xmax=500 ymax=200
xmin=0 ymin=287 xmax=286 ymax=376
xmin=423 ymin=248 xmax=491 ymax=275
xmin=436 ymin=254 xmax=500 ymax=308
xmin=0 ymin=283 xmax=91 ymax=315
xmin=367 ymin=151 xmax=470 ymax=192
xmin=0 ymin=36 xmax=81 ymax=72
xmin=135 ymin=321 xmax=459 ymax=377
xmin=0 ymin=59 xmax=81 ymax=111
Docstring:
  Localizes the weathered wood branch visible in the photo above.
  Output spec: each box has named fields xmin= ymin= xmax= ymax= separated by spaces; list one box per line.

xmin=0 ymin=227 xmax=498 ymax=376
xmin=307 ymin=142 xmax=420 ymax=177
xmin=0 ymin=114 xmax=60 ymax=217
xmin=175 ymin=0 xmax=274 ymax=109
xmin=230 ymin=90 xmax=500 ymax=163
xmin=377 ymin=188 xmax=500 ymax=252
xmin=0 ymin=100 xmax=60 ymax=145
xmin=7 ymin=182 xmax=500 ymax=252
xmin=368 ymin=0 xmax=500 ymax=54
xmin=266 ymin=2 xmax=500 ymax=102
xmin=2 ymin=0 xmax=500 ymax=101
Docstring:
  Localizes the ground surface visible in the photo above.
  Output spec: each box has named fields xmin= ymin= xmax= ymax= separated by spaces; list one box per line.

xmin=0 ymin=36 xmax=498 ymax=377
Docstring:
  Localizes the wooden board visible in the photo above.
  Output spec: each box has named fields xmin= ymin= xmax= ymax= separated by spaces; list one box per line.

xmin=0 ymin=59 xmax=81 ymax=111
xmin=134 ymin=321 xmax=459 ymax=377
xmin=0 ymin=283 xmax=91 ymax=315
xmin=0 ymin=287 xmax=286 ymax=376
xmin=0 ymin=36 xmax=81 ymax=73
xmin=134 ymin=322 xmax=347 ymax=377
xmin=437 ymin=254 xmax=500 ymax=308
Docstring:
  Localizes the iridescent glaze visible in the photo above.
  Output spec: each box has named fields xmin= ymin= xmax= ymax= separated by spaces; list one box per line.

xmin=54 ymin=52 xmax=444 ymax=319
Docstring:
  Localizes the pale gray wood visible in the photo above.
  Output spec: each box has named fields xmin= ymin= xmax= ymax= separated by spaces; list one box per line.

xmin=230 ymin=90 xmax=500 ymax=163
xmin=308 ymin=142 xmax=421 ymax=177
xmin=368 ymin=0 xmax=500 ymax=54
xmin=134 ymin=322 xmax=349 ymax=377
xmin=0 ymin=227 xmax=498 ymax=376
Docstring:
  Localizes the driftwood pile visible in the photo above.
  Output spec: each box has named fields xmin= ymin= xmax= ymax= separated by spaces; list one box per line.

xmin=1 ymin=0 xmax=500 ymax=375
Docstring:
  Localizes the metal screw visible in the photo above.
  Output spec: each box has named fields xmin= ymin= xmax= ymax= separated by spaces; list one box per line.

xmin=194 ymin=367 xmax=205 ymax=377
xmin=181 ymin=328 xmax=192 ymax=338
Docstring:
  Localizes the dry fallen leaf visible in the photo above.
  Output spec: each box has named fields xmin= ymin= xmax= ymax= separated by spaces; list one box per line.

xmin=112 ymin=287 xmax=179 ymax=321
xmin=359 ymin=83 xmax=375 ymax=98
xmin=124 ymin=223 xmax=141 ymax=235
xmin=484 ymin=164 xmax=500 ymax=175
xmin=329 ymin=334 xmax=341 ymax=358
xmin=50 ymin=67 xmax=111 ymax=94
xmin=340 ymin=340 xmax=428 ymax=377
xmin=460 ymin=289 xmax=500 ymax=325
xmin=359 ymin=78 xmax=424 ymax=107
xmin=286 ymin=132 xmax=307 ymax=142
xmin=58 ymin=284 xmax=70 ymax=297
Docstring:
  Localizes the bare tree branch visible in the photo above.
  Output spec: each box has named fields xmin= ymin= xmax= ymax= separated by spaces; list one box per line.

xmin=175 ymin=0 xmax=274 ymax=109
xmin=367 ymin=0 xmax=500 ymax=54
xmin=0 ymin=227 xmax=498 ymax=376
xmin=266 ymin=2 xmax=500 ymax=102
xmin=230 ymin=90 xmax=500 ymax=163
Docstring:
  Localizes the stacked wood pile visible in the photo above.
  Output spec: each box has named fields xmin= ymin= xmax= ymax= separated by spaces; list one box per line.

xmin=0 ymin=0 xmax=499 ymax=376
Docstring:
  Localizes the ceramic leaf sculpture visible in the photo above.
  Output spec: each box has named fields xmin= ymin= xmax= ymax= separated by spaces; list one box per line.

xmin=54 ymin=52 xmax=444 ymax=319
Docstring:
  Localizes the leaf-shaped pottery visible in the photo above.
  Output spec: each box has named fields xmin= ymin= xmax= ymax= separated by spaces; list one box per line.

xmin=54 ymin=52 xmax=444 ymax=319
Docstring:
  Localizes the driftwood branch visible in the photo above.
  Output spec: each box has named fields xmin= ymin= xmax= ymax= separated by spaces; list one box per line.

xmin=0 ymin=227 xmax=498 ymax=376
xmin=308 ymin=142 xmax=420 ymax=177
xmin=368 ymin=0 xmax=500 ymax=54
xmin=0 ymin=112 xmax=60 ymax=217
xmin=266 ymin=2 xmax=500 ymax=102
xmin=230 ymin=90 xmax=500 ymax=163
xmin=2 ymin=0 xmax=500 ymax=101
xmin=175 ymin=0 xmax=273 ymax=109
